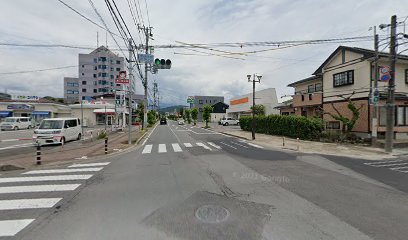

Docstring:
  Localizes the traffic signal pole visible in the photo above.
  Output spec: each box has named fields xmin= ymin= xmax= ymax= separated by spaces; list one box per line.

xmin=385 ymin=15 xmax=397 ymax=153
xmin=128 ymin=38 xmax=133 ymax=145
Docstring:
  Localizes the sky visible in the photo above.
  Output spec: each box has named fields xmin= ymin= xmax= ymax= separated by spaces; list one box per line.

xmin=0 ymin=0 xmax=407 ymax=106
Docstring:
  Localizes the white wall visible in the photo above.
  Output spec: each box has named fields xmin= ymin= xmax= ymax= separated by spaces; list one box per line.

xmin=227 ymin=88 xmax=279 ymax=116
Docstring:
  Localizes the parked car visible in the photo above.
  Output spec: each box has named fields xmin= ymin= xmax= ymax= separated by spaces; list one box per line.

xmin=220 ymin=117 xmax=239 ymax=126
xmin=178 ymin=119 xmax=185 ymax=125
xmin=160 ymin=118 xmax=167 ymax=125
xmin=33 ymin=118 xmax=82 ymax=145
xmin=218 ymin=117 xmax=226 ymax=125
xmin=0 ymin=117 xmax=33 ymax=131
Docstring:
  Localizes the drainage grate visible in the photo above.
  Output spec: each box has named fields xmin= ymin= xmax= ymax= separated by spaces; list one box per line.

xmin=195 ymin=204 xmax=230 ymax=223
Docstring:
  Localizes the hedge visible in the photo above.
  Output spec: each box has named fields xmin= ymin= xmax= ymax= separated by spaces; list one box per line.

xmin=239 ymin=115 xmax=323 ymax=140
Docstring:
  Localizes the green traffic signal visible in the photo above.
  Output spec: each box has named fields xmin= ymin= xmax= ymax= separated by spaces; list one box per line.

xmin=154 ymin=58 xmax=161 ymax=65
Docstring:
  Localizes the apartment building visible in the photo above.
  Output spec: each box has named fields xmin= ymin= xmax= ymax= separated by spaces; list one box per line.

xmin=285 ymin=45 xmax=408 ymax=139
xmin=190 ymin=96 xmax=224 ymax=121
xmin=64 ymin=46 xmax=126 ymax=104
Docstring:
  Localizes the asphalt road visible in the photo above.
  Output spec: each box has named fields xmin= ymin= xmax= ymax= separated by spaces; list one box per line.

xmin=0 ymin=120 xmax=407 ymax=240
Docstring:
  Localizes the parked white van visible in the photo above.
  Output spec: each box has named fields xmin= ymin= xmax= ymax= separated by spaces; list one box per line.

xmin=0 ymin=117 xmax=33 ymax=131
xmin=33 ymin=118 xmax=82 ymax=145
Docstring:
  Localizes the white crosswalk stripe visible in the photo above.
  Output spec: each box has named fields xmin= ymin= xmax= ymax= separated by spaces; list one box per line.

xmin=0 ymin=184 xmax=80 ymax=194
xmin=69 ymin=162 xmax=110 ymax=168
xmin=0 ymin=198 xmax=61 ymax=210
xmin=196 ymin=142 xmax=211 ymax=150
xmin=0 ymin=162 xmax=106 ymax=237
xmin=184 ymin=143 xmax=193 ymax=147
xmin=230 ymin=141 xmax=249 ymax=148
xmin=142 ymin=144 xmax=153 ymax=154
xmin=0 ymin=175 xmax=92 ymax=183
xmin=219 ymin=142 xmax=237 ymax=150
xmin=158 ymin=144 xmax=167 ymax=153
xmin=207 ymin=142 xmax=221 ymax=149
xmin=172 ymin=143 xmax=182 ymax=152
xmin=0 ymin=219 xmax=34 ymax=237
xmin=23 ymin=167 xmax=103 ymax=175
xmin=247 ymin=142 xmax=264 ymax=149
xmin=364 ymin=160 xmax=408 ymax=174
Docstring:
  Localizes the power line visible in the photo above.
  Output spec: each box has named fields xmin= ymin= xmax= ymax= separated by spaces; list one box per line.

xmin=56 ymin=0 xmax=123 ymax=39
xmin=143 ymin=0 xmax=151 ymax=27
xmin=0 ymin=65 xmax=77 ymax=75
xmin=126 ymin=0 xmax=144 ymax=44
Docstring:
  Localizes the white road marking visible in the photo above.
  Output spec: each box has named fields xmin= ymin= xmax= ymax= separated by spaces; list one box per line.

xmin=172 ymin=143 xmax=182 ymax=152
xmin=390 ymin=166 xmax=408 ymax=170
xmin=0 ymin=184 xmax=80 ymax=194
xmin=0 ymin=175 xmax=92 ymax=183
xmin=0 ymin=143 xmax=34 ymax=151
xmin=142 ymin=144 xmax=153 ymax=154
xmin=23 ymin=167 xmax=103 ymax=175
xmin=364 ymin=160 xmax=404 ymax=165
xmin=397 ymin=170 xmax=408 ymax=173
xmin=207 ymin=142 xmax=221 ymax=149
xmin=247 ymin=142 xmax=264 ymax=149
xmin=371 ymin=162 xmax=408 ymax=167
xmin=0 ymin=219 xmax=35 ymax=237
xmin=230 ymin=141 xmax=249 ymax=148
xmin=69 ymin=162 xmax=110 ymax=168
xmin=196 ymin=142 xmax=211 ymax=150
xmin=219 ymin=142 xmax=237 ymax=150
xmin=158 ymin=144 xmax=167 ymax=153
xmin=184 ymin=143 xmax=193 ymax=147
xmin=0 ymin=198 xmax=61 ymax=210
xmin=142 ymin=123 xmax=159 ymax=145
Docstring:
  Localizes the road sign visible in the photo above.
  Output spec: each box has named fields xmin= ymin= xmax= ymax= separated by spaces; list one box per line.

xmin=11 ymin=95 xmax=39 ymax=101
xmin=379 ymin=66 xmax=391 ymax=81
xmin=137 ymin=54 xmax=154 ymax=64
xmin=187 ymin=96 xmax=194 ymax=103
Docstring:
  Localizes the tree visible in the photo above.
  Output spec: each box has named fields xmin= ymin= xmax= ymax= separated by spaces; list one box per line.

xmin=250 ymin=104 xmax=266 ymax=116
xmin=191 ymin=108 xmax=198 ymax=125
xmin=185 ymin=109 xmax=191 ymax=124
xmin=321 ymin=93 xmax=363 ymax=137
xmin=147 ymin=110 xmax=156 ymax=126
xmin=202 ymin=105 xmax=213 ymax=128
xmin=135 ymin=103 xmax=144 ymax=125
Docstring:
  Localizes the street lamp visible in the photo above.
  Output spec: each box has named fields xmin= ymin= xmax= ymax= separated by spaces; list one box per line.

xmin=247 ymin=73 xmax=262 ymax=140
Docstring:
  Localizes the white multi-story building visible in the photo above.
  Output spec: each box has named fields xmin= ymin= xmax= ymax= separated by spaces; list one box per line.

xmin=64 ymin=46 xmax=126 ymax=103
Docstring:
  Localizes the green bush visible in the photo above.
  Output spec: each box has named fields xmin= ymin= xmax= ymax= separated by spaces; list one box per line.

xmin=239 ymin=115 xmax=323 ymax=140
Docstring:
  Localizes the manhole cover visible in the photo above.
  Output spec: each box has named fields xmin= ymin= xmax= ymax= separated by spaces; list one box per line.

xmin=195 ymin=204 xmax=230 ymax=223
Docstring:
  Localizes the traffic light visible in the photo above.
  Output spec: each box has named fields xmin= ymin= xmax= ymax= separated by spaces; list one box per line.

xmin=154 ymin=58 xmax=172 ymax=69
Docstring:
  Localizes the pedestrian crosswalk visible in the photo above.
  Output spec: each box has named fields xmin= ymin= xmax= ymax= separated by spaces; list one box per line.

xmin=364 ymin=159 xmax=408 ymax=173
xmin=0 ymin=161 xmax=111 ymax=237
xmin=141 ymin=141 xmax=264 ymax=154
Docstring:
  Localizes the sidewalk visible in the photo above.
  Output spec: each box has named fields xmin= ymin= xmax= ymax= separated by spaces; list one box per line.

xmin=0 ymin=127 xmax=146 ymax=170
xmin=196 ymin=122 xmax=406 ymax=160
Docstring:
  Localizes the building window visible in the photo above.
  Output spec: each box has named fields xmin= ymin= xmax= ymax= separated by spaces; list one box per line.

xmin=102 ymin=73 xmax=107 ymax=77
xmin=111 ymin=67 xmax=114 ymax=71
xmin=315 ymin=83 xmax=322 ymax=92
xmin=116 ymin=68 xmax=120 ymax=71
xmin=81 ymin=73 xmax=84 ymax=76
xmin=93 ymin=89 xmax=97 ymax=93
xmin=98 ymin=65 xmax=101 ymax=69
xmin=66 ymin=90 xmax=73 ymax=94
xmin=82 ymin=89 xmax=87 ymax=93
xmin=116 ymin=84 xmax=121 ymax=87
xmin=82 ymin=81 xmax=87 ymax=85
xmin=307 ymin=84 xmax=315 ymax=93
xmin=94 ymin=66 xmax=97 ymax=70
xmin=110 ymin=75 xmax=114 ymax=79
xmin=73 ymin=90 xmax=79 ymax=94
xmin=93 ymin=74 xmax=97 ymax=78
xmin=397 ymin=106 xmax=405 ymax=126
xmin=199 ymin=100 xmax=203 ymax=104
xmin=93 ymin=81 xmax=97 ymax=85
xmin=94 ymin=58 xmax=97 ymax=63
xmin=326 ymin=121 xmax=340 ymax=129
xmin=81 ymin=65 xmax=84 ymax=68
xmin=309 ymin=94 xmax=313 ymax=100
xmin=405 ymin=69 xmax=408 ymax=84
xmin=98 ymin=72 xmax=102 ymax=77
xmin=116 ymin=60 xmax=121 ymax=64
xmin=301 ymin=95 xmax=305 ymax=101
xmin=333 ymin=70 xmax=354 ymax=87
xmin=102 ymin=65 xmax=107 ymax=69
xmin=101 ymin=57 xmax=106 ymax=62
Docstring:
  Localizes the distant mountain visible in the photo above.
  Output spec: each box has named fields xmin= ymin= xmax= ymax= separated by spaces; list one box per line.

xmin=159 ymin=105 xmax=188 ymax=114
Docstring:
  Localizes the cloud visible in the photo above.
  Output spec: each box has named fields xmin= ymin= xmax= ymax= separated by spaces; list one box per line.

xmin=0 ymin=0 xmax=407 ymax=106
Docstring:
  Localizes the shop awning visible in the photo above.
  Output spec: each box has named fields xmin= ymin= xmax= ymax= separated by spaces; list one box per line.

xmin=93 ymin=109 xmax=116 ymax=114
xmin=31 ymin=111 xmax=51 ymax=115
xmin=0 ymin=111 xmax=12 ymax=117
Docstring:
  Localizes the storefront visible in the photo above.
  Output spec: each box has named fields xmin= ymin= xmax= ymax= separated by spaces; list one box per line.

xmin=0 ymin=100 xmax=71 ymax=123
xmin=69 ymin=102 xmax=124 ymax=127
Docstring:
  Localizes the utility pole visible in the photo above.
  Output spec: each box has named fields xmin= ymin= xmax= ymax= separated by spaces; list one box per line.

xmin=385 ymin=15 xmax=397 ymax=152
xmin=127 ymin=38 xmax=133 ymax=145
xmin=371 ymin=26 xmax=379 ymax=145
xmin=247 ymin=74 xmax=262 ymax=140
xmin=139 ymin=26 xmax=152 ymax=130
